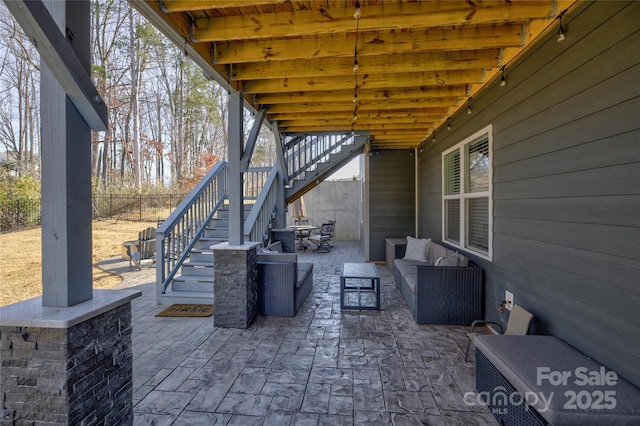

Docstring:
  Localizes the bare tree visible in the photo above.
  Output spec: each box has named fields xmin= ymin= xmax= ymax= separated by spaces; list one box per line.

xmin=0 ymin=5 xmax=40 ymax=177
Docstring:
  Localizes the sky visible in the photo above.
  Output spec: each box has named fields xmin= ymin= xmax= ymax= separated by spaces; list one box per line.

xmin=327 ymin=155 xmax=361 ymax=181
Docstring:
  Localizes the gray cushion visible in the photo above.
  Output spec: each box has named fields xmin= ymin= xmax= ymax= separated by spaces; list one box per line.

xmin=403 ymin=236 xmax=430 ymax=262
xmin=257 ymin=252 xmax=297 ymax=263
xmin=428 ymin=242 xmax=448 ymax=264
xmin=265 ymin=241 xmax=283 ymax=253
xmin=404 ymin=273 xmax=417 ymax=294
xmin=435 ymin=254 xmax=458 ymax=266
xmin=394 ymin=258 xmax=430 ymax=273
xmin=296 ymin=262 xmax=313 ymax=289
xmin=476 ymin=335 xmax=640 ymax=425
xmin=457 ymin=253 xmax=469 ymax=267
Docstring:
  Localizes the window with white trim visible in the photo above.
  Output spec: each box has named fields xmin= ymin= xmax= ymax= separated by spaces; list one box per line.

xmin=442 ymin=125 xmax=493 ymax=260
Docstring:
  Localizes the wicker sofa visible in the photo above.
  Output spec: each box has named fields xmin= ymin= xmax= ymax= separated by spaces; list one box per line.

xmin=256 ymin=242 xmax=313 ymax=317
xmin=390 ymin=237 xmax=482 ymax=325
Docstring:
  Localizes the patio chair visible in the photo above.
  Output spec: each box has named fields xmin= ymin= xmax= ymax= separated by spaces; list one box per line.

xmin=326 ymin=220 xmax=336 ymax=248
xmin=123 ymin=226 xmax=156 ymax=269
xmin=309 ymin=223 xmax=333 ymax=253
xmin=464 ymin=304 xmax=534 ymax=361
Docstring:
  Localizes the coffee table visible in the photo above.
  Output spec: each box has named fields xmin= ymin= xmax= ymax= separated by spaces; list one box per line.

xmin=340 ymin=263 xmax=380 ymax=310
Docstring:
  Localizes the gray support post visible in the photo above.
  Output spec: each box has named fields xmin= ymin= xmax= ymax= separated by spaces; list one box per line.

xmin=275 ymin=169 xmax=286 ymax=229
xmin=274 ymin=129 xmax=290 ymax=186
xmin=228 ymin=90 xmax=244 ymax=245
xmin=240 ymin=105 xmax=267 ymax=172
xmin=41 ymin=0 xmax=92 ymax=307
xmin=273 ymin=130 xmax=287 ymax=228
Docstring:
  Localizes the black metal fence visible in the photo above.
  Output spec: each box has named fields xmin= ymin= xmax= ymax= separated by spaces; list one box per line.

xmin=0 ymin=194 xmax=187 ymax=233
xmin=92 ymin=193 xmax=186 ymax=223
xmin=0 ymin=197 xmax=41 ymax=233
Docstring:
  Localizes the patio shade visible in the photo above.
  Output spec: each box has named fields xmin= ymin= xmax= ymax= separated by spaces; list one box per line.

xmin=290 ymin=197 xmax=307 ymax=221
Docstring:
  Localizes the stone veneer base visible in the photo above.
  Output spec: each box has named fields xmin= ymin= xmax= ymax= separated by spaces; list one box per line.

xmin=0 ymin=289 xmax=140 ymax=425
xmin=212 ymin=242 xmax=260 ymax=329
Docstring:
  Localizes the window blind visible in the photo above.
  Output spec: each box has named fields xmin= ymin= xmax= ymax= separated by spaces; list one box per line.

xmin=467 ymin=197 xmax=489 ymax=251
xmin=446 ymin=199 xmax=460 ymax=243
xmin=444 ymin=150 xmax=460 ymax=195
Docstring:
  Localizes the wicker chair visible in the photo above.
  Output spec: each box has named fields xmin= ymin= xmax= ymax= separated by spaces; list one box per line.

xmin=464 ymin=304 xmax=534 ymax=361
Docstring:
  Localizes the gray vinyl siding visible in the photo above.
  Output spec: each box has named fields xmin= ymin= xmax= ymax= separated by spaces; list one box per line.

xmin=368 ymin=150 xmax=415 ymax=261
xmin=417 ymin=1 xmax=640 ymax=387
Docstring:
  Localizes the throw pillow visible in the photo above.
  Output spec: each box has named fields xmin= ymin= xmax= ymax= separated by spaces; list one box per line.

xmin=403 ymin=236 xmax=430 ymax=262
xmin=435 ymin=253 xmax=458 ymax=266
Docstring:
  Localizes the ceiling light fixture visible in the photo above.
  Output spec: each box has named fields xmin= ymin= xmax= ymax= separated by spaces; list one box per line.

xmin=557 ymin=12 xmax=566 ymax=43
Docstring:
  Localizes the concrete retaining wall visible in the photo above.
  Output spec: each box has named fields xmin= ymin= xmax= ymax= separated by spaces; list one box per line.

xmin=287 ymin=180 xmax=361 ymax=241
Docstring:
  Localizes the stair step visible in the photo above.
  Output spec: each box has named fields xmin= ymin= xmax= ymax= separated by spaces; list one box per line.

xmin=183 ymin=260 xmax=213 ymax=267
xmin=159 ymin=289 xmax=213 ymax=305
xmin=190 ymin=249 xmax=213 ymax=262
xmin=196 ymin=237 xmax=227 ymax=249
xmin=172 ymin=275 xmax=214 ymax=292
xmin=181 ymin=262 xmax=214 ymax=277
xmin=204 ymin=229 xmax=228 ymax=238
xmin=172 ymin=274 xmax=213 ymax=283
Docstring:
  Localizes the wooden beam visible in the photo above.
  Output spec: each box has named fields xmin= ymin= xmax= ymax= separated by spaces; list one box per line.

xmin=231 ymin=50 xmax=501 ymax=80
xmin=373 ymin=136 xmax=426 ymax=142
xmin=193 ymin=1 xmax=554 ymax=41
xmin=159 ymin=0 xmax=286 ymax=13
xmin=278 ymin=117 xmax=439 ymax=128
xmin=255 ymin=86 xmax=467 ymax=105
xmin=244 ymin=70 xmax=484 ymax=93
xmin=281 ymin=123 xmax=435 ymax=132
xmin=370 ymin=141 xmax=422 ymax=148
xmin=268 ymin=109 xmax=447 ymax=122
xmin=214 ymin=24 xmax=524 ymax=64
xmin=371 ymin=131 xmax=432 ymax=138
xmin=265 ymin=98 xmax=459 ymax=114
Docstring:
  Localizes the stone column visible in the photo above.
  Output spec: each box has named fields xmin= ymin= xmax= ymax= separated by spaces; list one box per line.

xmin=0 ymin=290 xmax=140 ymax=425
xmin=212 ymin=242 xmax=260 ymax=328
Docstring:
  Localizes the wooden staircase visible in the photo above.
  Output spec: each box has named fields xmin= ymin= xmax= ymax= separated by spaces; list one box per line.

xmin=157 ymin=205 xmax=252 ymax=305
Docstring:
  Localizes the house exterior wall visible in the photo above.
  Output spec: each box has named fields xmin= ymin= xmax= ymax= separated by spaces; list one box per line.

xmin=368 ymin=150 xmax=416 ymax=261
xmin=417 ymin=1 xmax=640 ymax=387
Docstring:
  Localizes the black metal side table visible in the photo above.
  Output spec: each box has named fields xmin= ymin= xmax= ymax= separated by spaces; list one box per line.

xmin=340 ymin=263 xmax=380 ymax=310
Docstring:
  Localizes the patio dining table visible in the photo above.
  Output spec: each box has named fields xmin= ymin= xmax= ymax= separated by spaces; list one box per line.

xmin=288 ymin=224 xmax=318 ymax=251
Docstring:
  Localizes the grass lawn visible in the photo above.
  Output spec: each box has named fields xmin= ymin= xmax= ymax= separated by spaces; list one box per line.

xmin=0 ymin=219 xmax=157 ymax=307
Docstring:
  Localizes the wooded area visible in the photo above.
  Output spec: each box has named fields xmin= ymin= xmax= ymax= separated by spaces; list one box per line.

xmin=0 ymin=0 xmax=276 ymax=193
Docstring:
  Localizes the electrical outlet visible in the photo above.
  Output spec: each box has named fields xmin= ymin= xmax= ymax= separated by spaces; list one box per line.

xmin=505 ymin=291 xmax=514 ymax=311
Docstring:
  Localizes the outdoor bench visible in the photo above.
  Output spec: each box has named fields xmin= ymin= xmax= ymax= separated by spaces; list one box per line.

xmin=474 ymin=334 xmax=640 ymax=425
xmin=389 ymin=237 xmax=482 ymax=325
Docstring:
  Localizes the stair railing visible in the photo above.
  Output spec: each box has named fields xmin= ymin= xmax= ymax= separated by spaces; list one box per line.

xmin=244 ymin=166 xmax=279 ymax=246
xmin=286 ymin=133 xmax=354 ymax=181
xmin=156 ymin=161 xmax=228 ymax=302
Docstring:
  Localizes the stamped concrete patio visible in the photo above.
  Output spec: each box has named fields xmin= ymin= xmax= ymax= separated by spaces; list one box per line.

xmin=107 ymin=241 xmax=498 ymax=425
